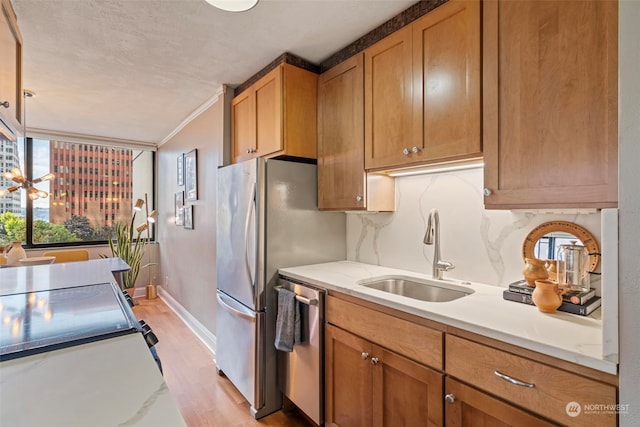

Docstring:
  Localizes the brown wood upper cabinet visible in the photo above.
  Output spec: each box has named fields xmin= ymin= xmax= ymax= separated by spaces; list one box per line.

xmin=483 ymin=0 xmax=618 ymax=209
xmin=318 ymin=54 xmax=367 ymax=210
xmin=0 ymin=0 xmax=23 ymax=140
xmin=364 ymin=0 xmax=481 ymax=171
xmin=231 ymin=63 xmax=318 ymax=163
xmin=317 ymin=54 xmax=395 ymax=211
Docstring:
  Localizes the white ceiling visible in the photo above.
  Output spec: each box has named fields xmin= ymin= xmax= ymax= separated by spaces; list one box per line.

xmin=12 ymin=0 xmax=417 ymax=145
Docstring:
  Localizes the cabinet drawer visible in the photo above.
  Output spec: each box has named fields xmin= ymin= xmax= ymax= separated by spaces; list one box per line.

xmin=326 ymin=295 xmax=443 ymax=370
xmin=446 ymin=335 xmax=616 ymax=427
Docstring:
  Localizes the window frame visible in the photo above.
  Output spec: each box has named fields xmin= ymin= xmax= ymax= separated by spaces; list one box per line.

xmin=20 ymin=136 xmax=157 ymax=249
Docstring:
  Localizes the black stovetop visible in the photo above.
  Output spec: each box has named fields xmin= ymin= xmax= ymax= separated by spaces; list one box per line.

xmin=0 ymin=282 xmax=139 ymax=361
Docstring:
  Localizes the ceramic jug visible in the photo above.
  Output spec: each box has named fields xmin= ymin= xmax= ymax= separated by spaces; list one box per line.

xmin=532 ymin=279 xmax=563 ymax=313
xmin=522 ymin=258 xmax=548 ymax=287
xmin=5 ymin=241 xmax=27 ymax=267
xmin=557 ymin=242 xmax=590 ymax=292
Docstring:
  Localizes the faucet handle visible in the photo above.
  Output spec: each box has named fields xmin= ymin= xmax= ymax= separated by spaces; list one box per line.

xmin=437 ymin=260 xmax=455 ymax=271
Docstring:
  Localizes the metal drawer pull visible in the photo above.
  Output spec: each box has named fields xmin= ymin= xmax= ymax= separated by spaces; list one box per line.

xmin=444 ymin=393 xmax=456 ymax=404
xmin=494 ymin=370 xmax=535 ymax=388
xmin=274 ymin=285 xmax=318 ymax=305
xmin=361 ymin=352 xmax=369 ymax=360
xmin=371 ymin=357 xmax=379 ymax=365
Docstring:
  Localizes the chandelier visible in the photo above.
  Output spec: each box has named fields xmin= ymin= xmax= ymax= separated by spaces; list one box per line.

xmin=0 ymin=89 xmax=55 ymax=200
xmin=0 ymin=168 xmax=55 ymax=200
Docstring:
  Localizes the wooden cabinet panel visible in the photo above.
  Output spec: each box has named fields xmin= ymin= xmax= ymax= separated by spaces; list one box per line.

xmin=325 ymin=324 xmax=372 ymax=427
xmin=446 ymin=335 xmax=616 ymax=426
xmin=231 ymin=89 xmax=255 ymax=163
xmin=326 ymin=295 xmax=443 ymax=370
xmin=318 ymin=54 xmax=366 ymax=210
xmin=364 ymin=26 xmax=414 ymax=170
xmin=254 ymin=67 xmax=282 ymax=157
xmin=412 ymin=0 xmax=481 ymax=162
xmin=231 ymin=63 xmax=317 ymax=163
xmin=444 ymin=377 xmax=555 ymax=427
xmin=0 ymin=0 xmax=22 ymax=140
xmin=483 ymin=0 xmax=618 ymax=208
xmin=373 ymin=346 xmax=443 ymax=427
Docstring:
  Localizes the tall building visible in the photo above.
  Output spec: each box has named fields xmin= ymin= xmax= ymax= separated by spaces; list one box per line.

xmin=49 ymin=141 xmax=133 ymax=227
xmin=0 ymin=137 xmax=22 ymax=215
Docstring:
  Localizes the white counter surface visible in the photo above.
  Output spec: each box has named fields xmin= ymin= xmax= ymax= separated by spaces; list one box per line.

xmin=0 ymin=258 xmax=124 ymax=295
xmin=0 ymin=259 xmax=187 ymax=426
xmin=279 ymin=261 xmax=617 ymax=374
xmin=0 ymin=334 xmax=186 ymax=427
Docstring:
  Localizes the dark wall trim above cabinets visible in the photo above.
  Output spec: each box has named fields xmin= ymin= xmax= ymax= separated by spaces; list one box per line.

xmin=233 ymin=52 xmax=320 ymax=97
xmin=319 ymin=0 xmax=448 ymax=73
xmin=233 ymin=1 xmax=448 ymax=97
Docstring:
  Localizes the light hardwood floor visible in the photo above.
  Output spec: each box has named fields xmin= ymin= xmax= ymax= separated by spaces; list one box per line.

xmin=133 ymin=297 xmax=314 ymax=427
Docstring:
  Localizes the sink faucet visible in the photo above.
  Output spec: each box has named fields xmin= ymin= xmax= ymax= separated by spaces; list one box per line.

xmin=423 ymin=209 xmax=455 ymax=280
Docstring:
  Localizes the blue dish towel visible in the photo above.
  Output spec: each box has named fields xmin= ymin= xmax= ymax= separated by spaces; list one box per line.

xmin=274 ymin=288 xmax=300 ymax=352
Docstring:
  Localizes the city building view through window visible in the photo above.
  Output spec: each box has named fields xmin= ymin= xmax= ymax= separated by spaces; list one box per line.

xmin=0 ymin=135 xmax=154 ymax=247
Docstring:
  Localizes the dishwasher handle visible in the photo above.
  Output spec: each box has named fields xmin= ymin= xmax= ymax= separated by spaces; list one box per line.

xmin=274 ymin=285 xmax=317 ymax=305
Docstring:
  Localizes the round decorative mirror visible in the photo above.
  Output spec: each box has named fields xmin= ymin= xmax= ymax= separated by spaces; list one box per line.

xmin=522 ymin=221 xmax=600 ymax=272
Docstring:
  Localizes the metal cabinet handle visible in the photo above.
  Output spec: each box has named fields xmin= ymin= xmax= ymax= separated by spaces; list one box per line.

xmin=0 ymin=101 xmax=9 ymax=108
xmin=355 ymin=195 xmax=363 ymax=202
xmin=444 ymin=393 xmax=456 ymax=404
xmin=371 ymin=357 xmax=379 ymax=365
xmin=411 ymin=146 xmax=421 ymax=153
xmin=246 ymin=148 xmax=257 ymax=154
xmin=402 ymin=148 xmax=410 ymax=155
xmin=361 ymin=352 xmax=369 ymax=360
xmin=494 ymin=370 xmax=535 ymax=388
xmin=483 ymin=188 xmax=493 ymax=196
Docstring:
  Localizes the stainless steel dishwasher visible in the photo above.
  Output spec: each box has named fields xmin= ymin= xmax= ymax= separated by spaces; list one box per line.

xmin=275 ymin=276 xmax=325 ymax=426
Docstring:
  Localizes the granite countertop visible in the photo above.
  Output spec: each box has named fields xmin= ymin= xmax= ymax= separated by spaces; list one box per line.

xmin=0 ymin=334 xmax=186 ymax=427
xmin=279 ymin=261 xmax=617 ymax=374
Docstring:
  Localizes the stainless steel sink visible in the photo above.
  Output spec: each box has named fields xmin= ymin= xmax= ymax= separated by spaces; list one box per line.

xmin=359 ymin=276 xmax=473 ymax=303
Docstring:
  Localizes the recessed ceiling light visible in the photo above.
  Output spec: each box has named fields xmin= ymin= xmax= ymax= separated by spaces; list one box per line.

xmin=204 ymin=0 xmax=259 ymax=12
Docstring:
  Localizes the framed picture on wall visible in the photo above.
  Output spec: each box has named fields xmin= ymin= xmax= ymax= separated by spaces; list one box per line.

xmin=175 ymin=191 xmax=184 ymax=226
xmin=184 ymin=149 xmax=198 ymax=201
xmin=184 ymin=205 xmax=194 ymax=230
xmin=177 ymin=153 xmax=184 ymax=186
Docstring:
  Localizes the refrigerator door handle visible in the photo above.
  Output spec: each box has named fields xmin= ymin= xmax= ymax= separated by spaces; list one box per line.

xmin=244 ymin=182 xmax=257 ymax=290
xmin=217 ymin=293 xmax=256 ymax=322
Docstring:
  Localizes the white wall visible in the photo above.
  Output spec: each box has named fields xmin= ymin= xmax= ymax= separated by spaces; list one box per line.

xmin=618 ymin=0 xmax=639 ymax=423
xmin=156 ymin=91 xmax=227 ymax=336
xmin=347 ymin=168 xmax=602 ymax=290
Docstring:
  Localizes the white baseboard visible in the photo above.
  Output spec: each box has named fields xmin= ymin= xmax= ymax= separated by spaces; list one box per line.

xmin=156 ymin=286 xmax=217 ymax=357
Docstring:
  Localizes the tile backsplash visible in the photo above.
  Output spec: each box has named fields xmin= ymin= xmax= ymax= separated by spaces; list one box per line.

xmin=346 ymin=167 xmax=602 ymax=290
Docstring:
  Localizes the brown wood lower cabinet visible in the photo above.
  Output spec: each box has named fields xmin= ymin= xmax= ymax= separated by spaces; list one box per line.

xmin=324 ymin=292 xmax=617 ymax=427
xmin=325 ymin=324 xmax=443 ymax=427
xmin=444 ymin=377 xmax=556 ymax=427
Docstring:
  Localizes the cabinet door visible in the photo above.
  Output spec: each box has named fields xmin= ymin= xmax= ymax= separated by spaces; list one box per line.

xmin=254 ymin=66 xmax=282 ymax=157
xmin=318 ymin=54 xmax=366 ymax=210
xmin=412 ymin=0 xmax=481 ymax=162
xmin=483 ymin=0 xmax=618 ymax=209
xmin=325 ymin=324 xmax=372 ymax=427
xmin=0 ymin=0 xmax=22 ymax=139
xmin=372 ymin=345 xmax=443 ymax=427
xmin=231 ymin=88 xmax=255 ymax=163
xmin=364 ymin=26 xmax=413 ymax=170
xmin=445 ymin=377 xmax=555 ymax=427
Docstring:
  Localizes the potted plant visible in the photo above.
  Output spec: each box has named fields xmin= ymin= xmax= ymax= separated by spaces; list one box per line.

xmin=102 ymin=194 xmax=153 ymax=295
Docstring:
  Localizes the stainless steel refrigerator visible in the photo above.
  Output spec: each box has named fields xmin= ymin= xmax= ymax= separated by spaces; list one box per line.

xmin=215 ymin=157 xmax=345 ymax=419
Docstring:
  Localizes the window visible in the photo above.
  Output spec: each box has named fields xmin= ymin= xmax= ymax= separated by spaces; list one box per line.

xmin=0 ymin=137 xmax=155 ymax=247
